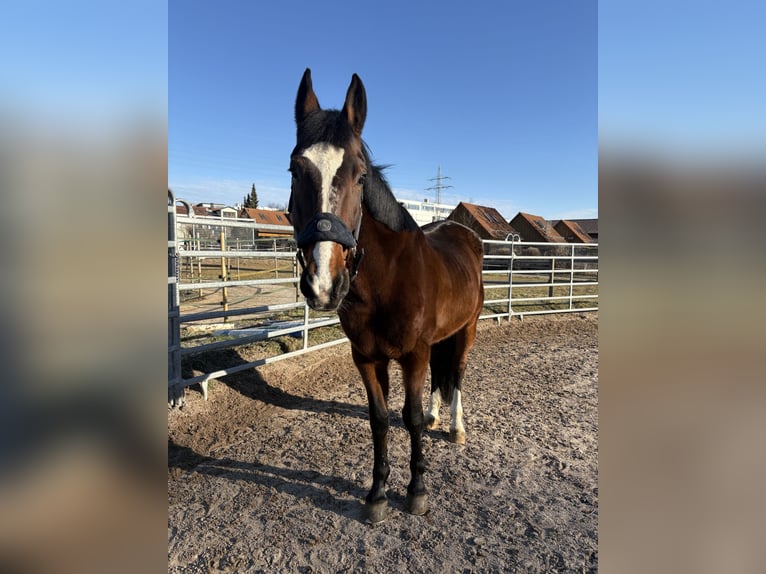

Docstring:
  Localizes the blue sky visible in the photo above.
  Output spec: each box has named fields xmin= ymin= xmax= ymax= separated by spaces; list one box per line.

xmin=2 ymin=2 xmax=762 ymax=220
xmin=2 ymin=1 xmax=166 ymax=126
xmin=169 ymin=1 xmax=598 ymax=220
xmin=599 ymin=0 xmax=765 ymax=160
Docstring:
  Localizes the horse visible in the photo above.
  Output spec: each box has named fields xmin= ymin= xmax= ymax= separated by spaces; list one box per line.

xmin=287 ymin=69 xmax=484 ymax=523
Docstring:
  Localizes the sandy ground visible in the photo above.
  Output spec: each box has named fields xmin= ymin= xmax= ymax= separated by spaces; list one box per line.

xmin=168 ymin=313 xmax=598 ymax=573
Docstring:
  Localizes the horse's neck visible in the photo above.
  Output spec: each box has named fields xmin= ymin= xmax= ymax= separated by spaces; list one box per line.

xmin=351 ymin=165 xmax=423 ymax=291
xmin=354 ymin=206 xmax=422 ymax=289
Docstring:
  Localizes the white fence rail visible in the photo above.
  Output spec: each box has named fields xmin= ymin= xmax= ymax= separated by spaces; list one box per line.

xmin=481 ymin=239 xmax=599 ymax=319
xmin=168 ymin=195 xmax=597 ymax=403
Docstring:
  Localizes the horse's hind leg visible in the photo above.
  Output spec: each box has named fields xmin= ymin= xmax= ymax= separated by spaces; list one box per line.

xmin=428 ymin=321 xmax=478 ymax=445
xmin=449 ymin=319 xmax=479 ymax=444
xmin=353 ymin=349 xmax=391 ymax=524
xmin=425 ymin=334 xmax=457 ymax=431
xmin=449 ymin=387 xmax=466 ymax=445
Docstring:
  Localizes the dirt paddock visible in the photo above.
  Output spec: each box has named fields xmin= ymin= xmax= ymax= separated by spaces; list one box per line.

xmin=168 ymin=313 xmax=598 ymax=573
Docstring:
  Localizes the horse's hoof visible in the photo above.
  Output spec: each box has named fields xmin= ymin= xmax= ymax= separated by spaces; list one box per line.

xmin=364 ymin=500 xmax=388 ymax=524
xmin=449 ymin=429 xmax=466 ymax=445
xmin=404 ymin=493 xmax=428 ymax=516
xmin=424 ymin=415 xmax=440 ymax=431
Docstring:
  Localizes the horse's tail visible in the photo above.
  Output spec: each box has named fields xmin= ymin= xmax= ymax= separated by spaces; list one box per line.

xmin=429 ymin=334 xmax=460 ymax=405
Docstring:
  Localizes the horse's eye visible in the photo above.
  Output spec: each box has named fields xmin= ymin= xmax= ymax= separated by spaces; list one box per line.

xmin=288 ymin=161 xmax=302 ymax=183
xmin=357 ymin=173 xmax=367 ymax=186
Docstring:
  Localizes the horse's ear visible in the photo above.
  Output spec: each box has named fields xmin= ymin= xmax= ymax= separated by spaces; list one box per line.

xmin=295 ymin=68 xmax=320 ymax=124
xmin=342 ymin=73 xmax=366 ymax=136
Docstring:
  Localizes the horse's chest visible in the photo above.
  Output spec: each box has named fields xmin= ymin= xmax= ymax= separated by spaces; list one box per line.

xmin=339 ymin=305 xmax=422 ymax=360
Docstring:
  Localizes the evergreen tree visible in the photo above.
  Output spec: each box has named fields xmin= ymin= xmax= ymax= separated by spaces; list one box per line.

xmin=243 ymin=184 xmax=259 ymax=209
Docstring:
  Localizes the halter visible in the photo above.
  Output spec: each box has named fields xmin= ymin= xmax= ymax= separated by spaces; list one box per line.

xmin=295 ymin=203 xmax=365 ymax=281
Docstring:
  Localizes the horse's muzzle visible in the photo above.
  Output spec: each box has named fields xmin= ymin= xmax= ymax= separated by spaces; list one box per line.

xmin=300 ymin=265 xmax=350 ymax=311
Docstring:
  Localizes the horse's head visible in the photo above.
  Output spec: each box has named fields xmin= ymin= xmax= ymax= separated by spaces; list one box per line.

xmin=288 ymin=69 xmax=367 ymax=311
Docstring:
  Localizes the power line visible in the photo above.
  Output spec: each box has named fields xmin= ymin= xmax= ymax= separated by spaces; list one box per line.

xmin=425 ymin=165 xmax=453 ymax=205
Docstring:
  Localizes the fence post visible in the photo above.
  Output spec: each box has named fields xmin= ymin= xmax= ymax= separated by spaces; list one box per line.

xmin=294 ymin=255 xmax=300 ymax=303
xmin=303 ymin=303 xmax=310 ymax=350
xmin=220 ymin=230 xmax=229 ymax=321
xmin=569 ymin=243 xmax=575 ymax=310
xmin=507 ymin=236 xmax=515 ymax=320
xmin=549 ymin=256 xmax=556 ymax=301
xmin=274 ymin=240 xmax=279 ymax=279
xmin=195 ymin=227 xmax=202 ymax=299
xmin=504 ymin=233 xmax=520 ymax=320
xmin=168 ymin=190 xmax=184 ymax=406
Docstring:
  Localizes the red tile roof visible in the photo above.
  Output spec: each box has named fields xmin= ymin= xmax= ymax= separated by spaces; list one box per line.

xmin=450 ymin=202 xmax=517 ymax=240
xmin=553 ymin=220 xmax=593 ymax=243
xmin=239 ymin=208 xmax=291 ymax=226
xmin=510 ymin=212 xmax=566 ymax=243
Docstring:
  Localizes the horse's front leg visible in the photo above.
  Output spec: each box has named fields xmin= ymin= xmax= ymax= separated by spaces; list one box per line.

xmin=400 ymin=348 xmax=430 ymax=516
xmin=353 ymin=349 xmax=391 ymax=523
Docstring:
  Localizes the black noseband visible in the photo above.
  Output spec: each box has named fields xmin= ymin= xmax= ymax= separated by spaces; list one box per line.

xmin=294 ymin=211 xmax=365 ymax=281
xmin=296 ymin=212 xmax=357 ymax=249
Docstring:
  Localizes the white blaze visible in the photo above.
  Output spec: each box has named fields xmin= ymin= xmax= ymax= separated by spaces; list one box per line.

xmin=301 ymin=142 xmax=345 ymax=212
xmin=301 ymin=143 xmax=345 ymax=299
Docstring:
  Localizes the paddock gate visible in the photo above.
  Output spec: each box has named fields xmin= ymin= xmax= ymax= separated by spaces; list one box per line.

xmin=168 ymin=192 xmax=598 ymax=403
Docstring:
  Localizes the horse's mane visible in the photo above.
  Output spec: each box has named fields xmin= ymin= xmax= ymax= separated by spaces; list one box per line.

xmin=362 ymin=146 xmax=419 ymax=233
xmin=296 ymin=109 xmax=419 ymax=233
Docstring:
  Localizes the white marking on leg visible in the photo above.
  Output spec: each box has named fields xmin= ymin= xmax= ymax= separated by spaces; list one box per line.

xmin=450 ymin=390 xmax=466 ymax=444
xmin=425 ymin=389 xmax=442 ymax=429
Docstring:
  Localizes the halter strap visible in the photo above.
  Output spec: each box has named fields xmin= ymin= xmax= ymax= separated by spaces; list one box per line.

xmin=294 ymin=201 xmax=365 ymax=281
xmin=296 ymin=212 xmax=357 ymax=249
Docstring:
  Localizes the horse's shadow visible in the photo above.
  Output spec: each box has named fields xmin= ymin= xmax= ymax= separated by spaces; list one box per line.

xmin=173 ymin=350 xmax=418 ymax=521
xmin=182 ymin=347 xmax=370 ymax=422
xmin=169 ymin=439 xmax=368 ymax=521
xmin=182 ymin=348 xmax=410 ymax=428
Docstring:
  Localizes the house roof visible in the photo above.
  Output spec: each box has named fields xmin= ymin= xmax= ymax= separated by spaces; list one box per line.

xmin=511 ymin=212 xmax=566 ymax=243
xmin=176 ymin=204 xmax=213 ymax=216
xmin=239 ymin=207 xmax=291 ymax=227
xmin=453 ymin=202 xmax=517 ymax=240
xmin=567 ymin=218 xmax=598 ymax=236
xmin=553 ymin=220 xmax=593 ymax=243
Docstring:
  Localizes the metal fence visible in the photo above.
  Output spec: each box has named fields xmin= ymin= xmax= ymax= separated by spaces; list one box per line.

xmin=167 ymin=193 xmax=598 ymax=403
xmin=481 ymin=238 xmax=599 ymax=319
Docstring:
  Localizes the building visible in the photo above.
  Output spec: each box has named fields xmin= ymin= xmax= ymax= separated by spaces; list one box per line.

xmin=175 ymin=203 xmax=238 ymax=218
xmin=175 ymin=203 xmax=213 ymax=217
xmin=509 ymin=212 xmax=566 ymax=243
xmin=568 ymin=218 xmax=598 ymax=242
xmin=239 ymin=207 xmax=293 ymax=237
xmin=552 ymin=220 xmax=593 ymax=243
xmin=447 ymin=202 xmax=518 ymax=240
xmin=211 ymin=205 xmax=239 ymax=218
xmin=397 ymin=198 xmax=455 ymax=226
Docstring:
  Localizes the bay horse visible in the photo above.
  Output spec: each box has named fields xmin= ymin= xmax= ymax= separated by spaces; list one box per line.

xmin=287 ymin=69 xmax=484 ymax=523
